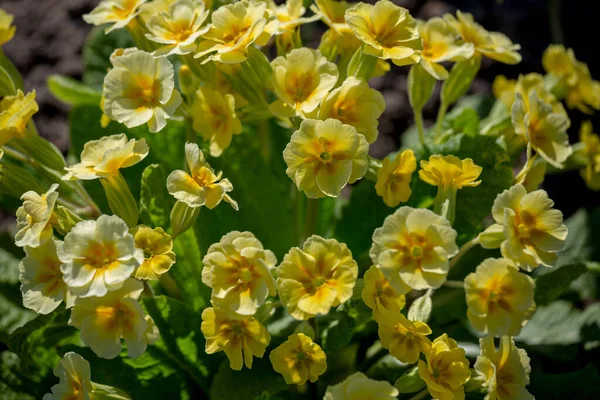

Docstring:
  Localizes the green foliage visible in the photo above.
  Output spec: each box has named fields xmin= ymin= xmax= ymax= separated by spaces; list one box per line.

xmin=320 ymin=312 xmax=356 ymax=355
xmin=210 ymin=358 xmax=287 ymax=400
xmin=534 ymin=263 xmax=588 ymax=306
xmin=395 ymin=365 xmax=426 ymax=393
xmin=407 ymin=293 xmax=432 ymax=323
xmin=47 ymin=75 xmax=101 ymax=106
xmin=82 ymin=28 xmax=134 ymax=90
xmin=529 ymin=364 xmax=600 ymax=400
xmin=443 ymin=107 xmax=481 ymax=137
xmin=139 ymin=164 xmax=172 ymax=228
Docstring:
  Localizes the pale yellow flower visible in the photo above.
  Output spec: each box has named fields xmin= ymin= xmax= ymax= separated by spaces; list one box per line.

xmin=191 ymin=87 xmax=242 ymax=157
xmin=317 ymin=76 xmax=385 ymax=143
xmin=475 ymin=336 xmax=533 ymax=400
xmin=131 ymin=225 xmax=176 ymax=280
xmin=310 ymin=0 xmax=352 ymax=36
xmin=361 ymin=265 xmax=406 ymax=315
xmin=419 ymin=154 xmax=482 ymax=191
xmin=202 ymin=231 xmax=277 ymax=316
xmin=370 ymin=207 xmax=458 ymax=293
xmin=375 ymin=149 xmax=416 ymax=207
xmin=201 ymin=306 xmax=270 ymax=370
xmin=15 ymin=184 xmax=59 ymax=248
xmin=276 ymin=235 xmax=358 ymax=320
xmin=267 ymin=0 xmax=320 ymax=34
xmin=542 ymin=44 xmax=579 ymax=87
xmin=0 ymin=9 xmax=16 ymax=46
xmin=465 ymin=258 xmax=535 ymax=336
xmin=566 ymin=62 xmax=600 ymax=114
xmin=324 ymin=372 xmax=399 ymax=400
xmin=83 ymin=0 xmax=147 ymax=33
xmin=58 ymin=215 xmax=144 ymax=298
xmin=166 ymin=142 xmax=238 ymax=209
xmin=375 ymin=311 xmax=431 ymax=364
xmin=580 ymin=121 xmax=600 ymax=190
xmin=43 ymin=352 xmax=93 ymax=400
xmin=478 ymin=184 xmax=568 ymax=271
xmin=418 ymin=334 xmax=471 ymax=400
xmin=0 ymin=90 xmax=38 ymax=146
xmin=492 ymin=75 xmax=517 ymax=109
xmin=283 ymin=118 xmax=368 ymax=198
xmin=269 ymin=333 xmax=327 ymax=385
xmin=345 ymin=0 xmax=422 ymax=66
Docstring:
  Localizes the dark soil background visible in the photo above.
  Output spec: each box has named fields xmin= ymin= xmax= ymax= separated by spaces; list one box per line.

xmin=1 ymin=0 xmax=599 ymax=216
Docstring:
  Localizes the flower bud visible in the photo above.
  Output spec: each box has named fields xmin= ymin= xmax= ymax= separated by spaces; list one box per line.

xmin=293 ymin=321 xmax=315 ymax=340
xmin=241 ymin=46 xmax=274 ymax=91
xmin=441 ymin=56 xmax=481 ymax=106
xmin=53 ymin=204 xmax=83 ymax=236
xmin=347 ymin=46 xmax=377 ymax=82
xmin=178 ymin=65 xmax=198 ymax=98
xmin=169 ymin=200 xmax=200 ymax=238
xmin=100 ymin=173 xmax=139 ymax=227
xmin=408 ymin=63 xmax=436 ymax=112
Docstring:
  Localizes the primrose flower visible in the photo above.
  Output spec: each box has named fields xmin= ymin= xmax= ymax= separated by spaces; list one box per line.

xmin=83 ymin=0 xmax=147 ymax=33
xmin=566 ymin=62 xmax=600 ymax=114
xmin=268 ymin=0 xmax=320 ymax=34
xmin=103 ymin=49 xmax=182 ymax=133
xmin=465 ymin=258 xmax=535 ymax=336
xmin=374 ymin=311 xmax=432 ymax=364
xmin=269 ymin=333 xmax=327 ymax=385
xmin=370 ymin=207 xmax=458 ymax=293
xmin=324 ymin=372 xmax=399 ymax=400
xmin=166 ymin=142 xmax=238 ymax=210
xmin=345 ymin=0 xmax=422 ymax=66
xmin=312 ymin=0 xmax=361 ymax=57
xmin=201 ymin=307 xmax=270 ymax=370
xmin=270 ymin=48 xmax=338 ymax=118
xmin=475 ymin=336 xmax=533 ymax=400
xmin=478 ymin=184 xmax=568 ymax=271
xmin=43 ymin=352 xmax=93 ymax=400
xmin=131 ymin=225 xmax=176 ymax=280
xmin=283 ymin=119 xmax=368 ymax=198
xmin=195 ymin=0 xmax=279 ymax=64
xmin=15 ymin=184 xmax=59 ymax=248
xmin=144 ymin=0 xmax=210 ymax=56
xmin=361 ymin=265 xmax=406 ymax=315
xmin=202 ymin=231 xmax=277 ymax=316
xmin=0 ymin=10 xmax=16 ymax=46
xmin=69 ymin=278 xmax=157 ymax=359
xmin=58 ymin=215 xmax=144 ymax=298
xmin=0 ymin=90 xmax=38 ymax=146
xmin=375 ymin=149 xmax=416 ymax=208
xmin=492 ymin=75 xmax=517 ymax=109
xmin=191 ymin=87 xmax=242 ymax=157
xmin=276 ymin=235 xmax=358 ymax=320
xmin=317 ymin=76 xmax=385 ymax=143
xmin=19 ymin=239 xmax=74 ymax=315
xmin=580 ymin=121 xmax=600 ymax=190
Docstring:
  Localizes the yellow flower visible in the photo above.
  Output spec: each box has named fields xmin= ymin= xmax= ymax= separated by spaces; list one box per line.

xmin=201 ymin=306 xmax=270 ymax=370
xmin=103 ymin=49 xmax=182 ymax=133
xmin=370 ymin=207 xmax=458 ymax=293
xmin=311 ymin=0 xmax=352 ymax=36
xmin=268 ymin=0 xmax=320 ymax=34
xmin=269 ymin=333 xmax=327 ymax=385
xmin=418 ymin=334 xmax=471 ymax=400
xmin=492 ymin=75 xmax=517 ymax=109
xmin=43 ymin=352 xmax=93 ymax=400
xmin=419 ymin=154 xmax=482 ymax=191
xmin=418 ymin=17 xmax=474 ymax=80
xmin=566 ymin=62 xmax=600 ymax=114
xmin=276 ymin=235 xmax=358 ymax=320
xmin=202 ymin=231 xmax=277 ymax=316
xmin=83 ymin=0 xmax=147 ymax=33
xmin=283 ymin=118 xmax=368 ymax=198
xmin=374 ymin=311 xmax=432 ymax=364
xmin=191 ymin=87 xmax=242 ymax=157
xmin=58 ymin=215 xmax=144 ymax=298
xmin=144 ymin=0 xmax=210 ymax=56
xmin=478 ymin=184 xmax=568 ymax=271
xmin=465 ymin=258 xmax=535 ymax=336
xmin=166 ymin=142 xmax=238 ymax=210
xmin=375 ymin=149 xmax=416 ymax=207
xmin=0 ymin=90 xmax=38 ymax=146
xmin=324 ymin=372 xmax=399 ymax=400
xmin=475 ymin=336 xmax=533 ymax=400
xmin=15 ymin=184 xmax=58 ymax=248
xmin=195 ymin=0 xmax=279 ymax=64
xmin=0 ymin=9 xmax=16 ymax=46
xmin=444 ymin=10 xmax=521 ymax=64
xmin=62 ymin=134 xmax=149 ymax=181
xmin=361 ymin=265 xmax=406 ymax=315
xmin=317 ymin=76 xmax=385 ymax=143
xmin=270 ymin=48 xmax=338 ymax=118
xmin=345 ymin=0 xmax=422 ymax=66
xmin=542 ymin=44 xmax=579 ymax=87
xmin=580 ymin=121 xmax=600 ymax=190
xmin=131 ymin=225 xmax=176 ymax=280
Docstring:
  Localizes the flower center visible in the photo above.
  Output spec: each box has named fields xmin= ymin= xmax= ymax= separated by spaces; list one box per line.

xmin=143 ymin=248 xmax=154 ymax=259
xmin=319 ymin=151 xmax=332 ymax=163
xmin=240 ymin=268 xmax=253 ymax=283
xmin=411 ymin=245 xmax=423 ymax=259
xmin=312 ymin=276 xmax=326 ymax=288
xmin=86 ymin=242 xmax=117 ymax=269
xmin=232 ymin=322 xmax=244 ymax=335
xmin=432 ymin=367 xmax=441 ymax=379
xmin=296 ymin=351 xmax=307 ymax=361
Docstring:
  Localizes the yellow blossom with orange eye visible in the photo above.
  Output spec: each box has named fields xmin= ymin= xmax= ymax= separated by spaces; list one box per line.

xmin=370 ymin=207 xmax=458 ymax=293
xmin=166 ymin=142 xmax=238 ymax=210
xmin=267 ymin=0 xmax=320 ymax=35
xmin=475 ymin=336 xmax=533 ymax=400
xmin=317 ymin=76 xmax=385 ymax=143
xmin=361 ymin=265 xmax=406 ymax=315
xmin=270 ymin=48 xmax=338 ymax=119
xmin=269 ymin=333 xmax=327 ymax=385
xmin=83 ymin=0 xmax=147 ymax=33
xmin=276 ymin=235 xmax=358 ymax=320
xmin=190 ymin=87 xmax=242 ymax=157
xmin=131 ymin=225 xmax=176 ymax=280
xmin=375 ymin=149 xmax=416 ymax=208
xmin=324 ymin=372 xmax=399 ymax=400
xmin=374 ymin=311 xmax=432 ymax=364
xmin=312 ymin=0 xmax=362 ymax=58
xmin=15 ymin=184 xmax=58 ymax=248
xmin=579 ymin=121 xmax=600 ymax=190
xmin=344 ymin=0 xmax=422 ymax=66
xmin=201 ymin=306 xmax=270 ymax=370
xmin=0 ymin=90 xmax=38 ymax=146
xmin=478 ymin=184 xmax=568 ymax=271
xmin=195 ymin=0 xmax=279 ymax=64
xmin=0 ymin=9 xmax=16 ymax=46
xmin=283 ymin=119 xmax=368 ymax=198
xmin=202 ymin=231 xmax=277 ymax=316
xmin=43 ymin=352 xmax=93 ymax=400
xmin=465 ymin=257 xmax=535 ymax=336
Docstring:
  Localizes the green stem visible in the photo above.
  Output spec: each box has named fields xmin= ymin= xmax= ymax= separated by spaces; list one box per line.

xmin=548 ymin=0 xmax=564 ymax=45
xmin=415 ymin=109 xmax=426 ymax=147
xmin=305 ymin=198 xmax=319 ymax=239
xmin=435 ymin=101 xmax=448 ymax=137
xmin=292 ymin=184 xmax=305 ymax=246
xmin=449 ymin=238 xmax=479 ymax=270
xmin=444 ymin=280 xmax=465 ymax=289
xmin=2 ymin=145 xmax=34 ymax=165
xmin=408 ymin=389 xmax=429 ymax=400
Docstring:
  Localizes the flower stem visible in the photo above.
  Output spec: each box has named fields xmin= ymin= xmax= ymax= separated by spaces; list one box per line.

xmin=444 ymin=280 xmax=465 ymax=289
xmin=435 ymin=101 xmax=448 ymax=137
xmin=408 ymin=389 xmax=429 ymax=400
xmin=449 ymin=238 xmax=479 ymax=270
xmin=415 ymin=109 xmax=426 ymax=147
xmin=305 ymin=198 xmax=319 ymax=239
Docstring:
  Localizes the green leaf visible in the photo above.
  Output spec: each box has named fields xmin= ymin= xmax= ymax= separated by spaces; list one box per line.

xmin=82 ymin=27 xmax=134 ymax=90
xmin=210 ymin=358 xmax=287 ymax=400
xmin=529 ymin=364 xmax=600 ymax=400
xmin=534 ymin=263 xmax=588 ymax=306
xmin=48 ymin=75 xmax=101 ymax=106
xmin=407 ymin=293 xmax=432 ymax=323
xmin=321 ymin=311 xmax=355 ymax=355
xmin=443 ymin=107 xmax=480 ymax=137
xmin=441 ymin=57 xmax=481 ymax=106
xmin=516 ymin=301 xmax=583 ymax=346
xmin=139 ymin=164 xmax=172 ymax=228
xmin=395 ymin=365 xmax=426 ymax=393
xmin=0 ymin=351 xmax=37 ymax=399
xmin=0 ymin=64 xmax=16 ymax=96
xmin=557 ymin=209 xmax=592 ymax=267
xmin=0 ymin=246 xmax=35 ymax=337
xmin=0 ymin=48 xmax=23 ymax=91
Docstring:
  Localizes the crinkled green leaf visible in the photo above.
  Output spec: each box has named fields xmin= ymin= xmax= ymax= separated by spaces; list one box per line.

xmin=210 ymin=358 xmax=287 ymax=400
xmin=534 ymin=263 xmax=588 ymax=306
xmin=321 ymin=311 xmax=355 ymax=355
xmin=139 ymin=164 xmax=172 ymax=228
